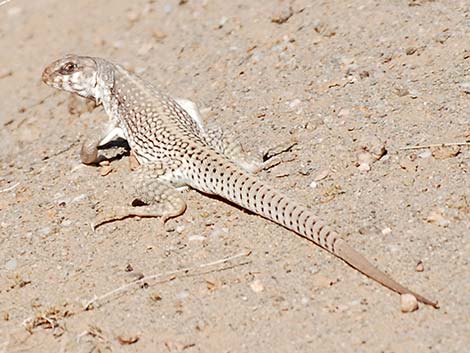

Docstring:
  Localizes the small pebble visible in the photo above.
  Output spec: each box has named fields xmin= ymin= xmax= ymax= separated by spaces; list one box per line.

xmin=381 ymin=227 xmax=392 ymax=235
xmin=127 ymin=11 xmax=140 ymax=24
xmin=5 ymin=259 xmax=17 ymax=271
xmin=394 ymin=87 xmax=410 ymax=97
xmin=153 ymin=30 xmax=167 ymax=42
xmin=250 ymin=280 xmax=264 ymax=293
xmin=175 ymin=225 xmax=185 ymax=233
xmin=337 ymin=108 xmax=350 ymax=117
xmin=459 ymin=82 xmax=470 ymax=93
xmin=357 ymin=151 xmax=374 ymax=164
xmin=401 ymin=293 xmax=419 ymax=313
xmin=175 ymin=290 xmax=189 ymax=300
xmin=188 ymin=234 xmax=206 ymax=242
xmin=415 ymin=260 xmax=424 ymax=272
xmin=137 ymin=43 xmax=153 ymax=56
xmin=218 ymin=16 xmax=228 ymax=28
xmin=163 ymin=3 xmax=173 ymax=14
xmin=271 ymin=6 xmax=293 ymax=24
xmin=99 ymin=165 xmax=113 ymax=176
xmin=418 ymin=150 xmax=432 ymax=159
xmin=7 ymin=7 xmax=22 ymax=16
xmin=288 ymin=99 xmax=301 ymax=109
xmin=426 ymin=209 xmax=450 ymax=227
xmin=357 ymin=163 xmax=370 ymax=172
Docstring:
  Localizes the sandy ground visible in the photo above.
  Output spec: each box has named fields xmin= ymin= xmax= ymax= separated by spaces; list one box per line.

xmin=1 ymin=0 xmax=469 ymax=352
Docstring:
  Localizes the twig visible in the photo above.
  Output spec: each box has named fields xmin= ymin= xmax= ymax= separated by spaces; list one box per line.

xmin=0 ymin=0 xmax=13 ymax=7
xmin=0 ymin=182 xmax=19 ymax=193
xmin=84 ymin=251 xmax=252 ymax=310
xmin=399 ymin=142 xmax=470 ymax=150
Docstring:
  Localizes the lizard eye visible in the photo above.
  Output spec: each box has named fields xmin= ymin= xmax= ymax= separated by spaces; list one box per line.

xmin=59 ymin=62 xmax=78 ymax=74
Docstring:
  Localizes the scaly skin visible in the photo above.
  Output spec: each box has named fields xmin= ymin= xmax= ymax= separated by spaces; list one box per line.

xmin=42 ymin=55 xmax=438 ymax=308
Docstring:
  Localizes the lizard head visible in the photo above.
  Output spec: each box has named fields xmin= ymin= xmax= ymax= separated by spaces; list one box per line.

xmin=42 ymin=54 xmax=114 ymax=103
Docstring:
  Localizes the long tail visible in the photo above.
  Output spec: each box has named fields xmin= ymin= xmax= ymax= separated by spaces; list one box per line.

xmin=194 ymin=151 xmax=438 ymax=308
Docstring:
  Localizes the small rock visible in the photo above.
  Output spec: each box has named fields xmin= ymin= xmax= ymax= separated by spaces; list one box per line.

xmin=163 ymin=3 xmax=173 ymax=14
xmin=137 ymin=43 xmax=153 ymax=56
xmin=188 ymin=234 xmax=206 ymax=242
xmin=357 ymin=151 xmax=374 ymax=165
xmin=399 ymin=155 xmax=418 ymax=171
xmin=358 ymin=136 xmax=387 ymax=161
xmin=357 ymin=163 xmax=371 ymax=172
xmin=401 ymin=293 xmax=419 ymax=313
xmin=309 ymin=181 xmax=318 ymax=189
xmin=127 ymin=11 xmax=140 ymax=24
xmin=7 ymin=7 xmax=22 ymax=16
xmin=409 ymin=90 xmax=418 ymax=99
xmin=288 ymin=99 xmax=301 ymax=109
xmin=153 ymin=30 xmax=167 ymax=42
xmin=405 ymin=47 xmax=417 ymax=55
xmin=271 ymin=6 xmax=293 ymax=24
xmin=250 ymin=280 xmax=264 ymax=293
xmin=460 ymin=82 xmax=470 ymax=93
xmin=99 ymin=165 xmax=113 ymax=176
xmin=426 ymin=208 xmax=450 ymax=227
xmin=312 ymin=274 xmax=334 ymax=288
xmin=218 ymin=16 xmax=228 ymax=28
xmin=418 ymin=150 xmax=432 ymax=159
xmin=336 ymin=304 xmax=349 ymax=312
xmin=394 ymin=87 xmax=410 ymax=97
xmin=5 ymin=259 xmax=17 ymax=271
xmin=175 ymin=290 xmax=189 ymax=300
xmin=313 ymin=20 xmax=336 ymax=37
xmin=434 ymin=31 xmax=450 ymax=44
xmin=337 ymin=108 xmax=349 ymax=118
xmin=381 ymin=227 xmax=392 ymax=235
xmin=175 ymin=225 xmax=185 ymax=233
xmin=415 ymin=260 xmax=424 ymax=272
xmin=431 ymin=146 xmax=460 ymax=160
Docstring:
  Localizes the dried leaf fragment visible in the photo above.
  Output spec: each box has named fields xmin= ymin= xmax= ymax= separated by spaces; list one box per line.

xmin=271 ymin=7 xmax=293 ymax=24
xmin=426 ymin=208 xmax=450 ymax=227
xmin=431 ymin=146 xmax=460 ymax=160
xmin=117 ymin=335 xmax=140 ymax=345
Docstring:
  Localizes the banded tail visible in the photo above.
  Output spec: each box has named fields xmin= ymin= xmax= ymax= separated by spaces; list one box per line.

xmin=189 ymin=147 xmax=438 ymax=308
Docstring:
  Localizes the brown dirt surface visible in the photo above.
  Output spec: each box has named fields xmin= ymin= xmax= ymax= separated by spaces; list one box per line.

xmin=1 ymin=0 xmax=469 ymax=352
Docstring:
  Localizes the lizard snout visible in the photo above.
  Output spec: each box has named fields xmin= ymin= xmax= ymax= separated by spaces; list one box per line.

xmin=41 ymin=66 xmax=52 ymax=85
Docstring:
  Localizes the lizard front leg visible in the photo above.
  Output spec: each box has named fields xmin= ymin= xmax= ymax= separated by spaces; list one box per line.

xmin=93 ymin=162 xmax=187 ymax=229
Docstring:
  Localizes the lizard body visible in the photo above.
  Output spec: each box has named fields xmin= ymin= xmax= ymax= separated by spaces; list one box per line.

xmin=42 ymin=55 xmax=438 ymax=308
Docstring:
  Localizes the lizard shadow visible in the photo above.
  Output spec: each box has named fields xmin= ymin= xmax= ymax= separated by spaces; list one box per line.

xmin=98 ymin=138 xmax=130 ymax=163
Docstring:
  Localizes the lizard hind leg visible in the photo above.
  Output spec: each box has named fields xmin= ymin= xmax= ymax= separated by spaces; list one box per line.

xmin=203 ymin=127 xmax=270 ymax=174
xmin=93 ymin=164 xmax=187 ymax=230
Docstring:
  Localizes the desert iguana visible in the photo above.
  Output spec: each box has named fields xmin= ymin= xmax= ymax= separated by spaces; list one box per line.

xmin=42 ymin=55 xmax=438 ymax=308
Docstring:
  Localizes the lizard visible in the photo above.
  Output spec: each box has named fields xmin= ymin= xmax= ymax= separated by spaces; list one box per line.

xmin=41 ymin=54 xmax=438 ymax=308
